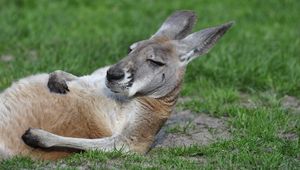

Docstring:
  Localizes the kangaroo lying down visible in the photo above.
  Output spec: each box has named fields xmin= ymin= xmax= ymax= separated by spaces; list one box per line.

xmin=0 ymin=11 xmax=233 ymax=160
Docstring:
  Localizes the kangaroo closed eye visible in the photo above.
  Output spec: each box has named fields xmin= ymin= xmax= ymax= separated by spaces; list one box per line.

xmin=147 ymin=59 xmax=165 ymax=66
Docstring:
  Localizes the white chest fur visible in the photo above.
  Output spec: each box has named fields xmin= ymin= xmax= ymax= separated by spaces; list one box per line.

xmin=71 ymin=67 xmax=141 ymax=136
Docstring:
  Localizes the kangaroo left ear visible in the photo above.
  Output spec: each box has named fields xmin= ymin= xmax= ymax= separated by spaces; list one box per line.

xmin=129 ymin=11 xmax=197 ymax=52
xmin=151 ymin=10 xmax=197 ymax=40
xmin=178 ymin=21 xmax=234 ymax=65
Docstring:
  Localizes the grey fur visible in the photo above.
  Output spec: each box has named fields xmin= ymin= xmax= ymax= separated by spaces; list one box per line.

xmin=179 ymin=22 xmax=234 ymax=63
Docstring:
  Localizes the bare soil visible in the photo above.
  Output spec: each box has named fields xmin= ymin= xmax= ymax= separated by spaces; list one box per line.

xmin=281 ymin=95 xmax=300 ymax=114
xmin=153 ymin=110 xmax=231 ymax=148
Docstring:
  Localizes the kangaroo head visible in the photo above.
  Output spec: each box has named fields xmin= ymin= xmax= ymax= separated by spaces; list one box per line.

xmin=106 ymin=11 xmax=233 ymax=98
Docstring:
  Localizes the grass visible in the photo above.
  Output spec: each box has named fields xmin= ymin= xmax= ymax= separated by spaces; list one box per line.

xmin=0 ymin=0 xmax=299 ymax=169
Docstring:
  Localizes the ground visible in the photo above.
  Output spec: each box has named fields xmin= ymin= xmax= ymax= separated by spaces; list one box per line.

xmin=0 ymin=0 xmax=299 ymax=169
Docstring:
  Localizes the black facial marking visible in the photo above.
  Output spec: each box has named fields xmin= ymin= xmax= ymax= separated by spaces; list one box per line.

xmin=127 ymin=76 xmax=134 ymax=87
xmin=162 ymin=73 xmax=165 ymax=81
xmin=147 ymin=59 xmax=165 ymax=67
xmin=186 ymin=56 xmax=191 ymax=61
xmin=125 ymin=71 xmax=134 ymax=87
xmin=194 ymin=48 xmax=200 ymax=53
xmin=127 ymin=47 xmax=132 ymax=54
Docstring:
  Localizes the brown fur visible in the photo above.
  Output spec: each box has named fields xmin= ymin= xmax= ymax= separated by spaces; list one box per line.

xmin=127 ymin=73 xmax=183 ymax=153
xmin=0 ymin=76 xmax=112 ymax=160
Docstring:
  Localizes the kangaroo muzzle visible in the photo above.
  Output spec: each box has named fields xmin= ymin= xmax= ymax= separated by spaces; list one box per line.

xmin=106 ymin=66 xmax=125 ymax=82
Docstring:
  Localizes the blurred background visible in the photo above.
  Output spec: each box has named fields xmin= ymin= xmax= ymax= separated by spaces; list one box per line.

xmin=0 ymin=0 xmax=299 ymax=97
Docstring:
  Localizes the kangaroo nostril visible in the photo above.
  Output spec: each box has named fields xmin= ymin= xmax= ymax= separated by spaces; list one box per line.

xmin=107 ymin=67 xmax=125 ymax=81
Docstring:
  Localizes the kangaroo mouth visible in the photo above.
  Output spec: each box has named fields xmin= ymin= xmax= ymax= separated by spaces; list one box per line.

xmin=105 ymin=77 xmax=133 ymax=95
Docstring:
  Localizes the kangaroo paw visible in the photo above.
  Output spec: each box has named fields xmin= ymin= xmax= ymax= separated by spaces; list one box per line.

xmin=47 ymin=73 xmax=69 ymax=94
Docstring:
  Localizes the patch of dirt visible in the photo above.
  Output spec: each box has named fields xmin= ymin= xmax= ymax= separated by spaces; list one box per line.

xmin=278 ymin=132 xmax=299 ymax=142
xmin=0 ymin=55 xmax=14 ymax=62
xmin=281 ymin=95 xmax=300 ymax=114
xmin=27 ymin=50 xmax=39 ymax=61
xmin=153 ymin=110 xmax=231 ymax=148
xmin=179 ymin=155 xmax=207 ymax=164
xmin=239 ymin=93 xmax=257 ymax=108
xmin=176 ymin=96 xmax=202 ymax=111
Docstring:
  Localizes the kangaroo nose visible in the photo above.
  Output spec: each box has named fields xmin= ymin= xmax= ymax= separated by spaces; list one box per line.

xmin=106 ymin=67 xmax=125 ymax=81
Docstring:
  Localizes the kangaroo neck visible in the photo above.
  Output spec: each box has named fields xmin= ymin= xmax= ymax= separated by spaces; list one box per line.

xmin=120 ymin=81 xmax=182 ymax=152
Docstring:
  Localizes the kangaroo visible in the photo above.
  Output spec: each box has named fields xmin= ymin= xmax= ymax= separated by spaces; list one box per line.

xmin=0 ymin=11 xmax=233 ymax=160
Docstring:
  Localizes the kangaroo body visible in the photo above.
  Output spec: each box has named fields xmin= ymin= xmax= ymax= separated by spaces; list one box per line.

xmin=0 ymin=67 xmax=180 ymax=160
xmin=0 ymin=11 xmax=233 ymax=160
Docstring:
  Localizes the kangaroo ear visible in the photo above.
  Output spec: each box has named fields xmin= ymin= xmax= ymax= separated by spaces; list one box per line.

xmin=151 ymin=10 xmax=197 ymax=40
xmin=129 ymin=11 xmax=197 ymax=52
xmin=179 ymin=21 xmax=234 ymax=65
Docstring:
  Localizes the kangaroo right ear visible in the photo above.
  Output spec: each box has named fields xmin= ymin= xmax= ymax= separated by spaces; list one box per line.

xmin=151 ymin=10 xmax=197 ymax=40
xmin=178 ymin=21 xmax=234 ymax=65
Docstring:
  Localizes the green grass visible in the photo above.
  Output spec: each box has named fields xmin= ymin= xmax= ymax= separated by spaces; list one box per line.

xmin=0 ymin=0 xmax=299 ymax=169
